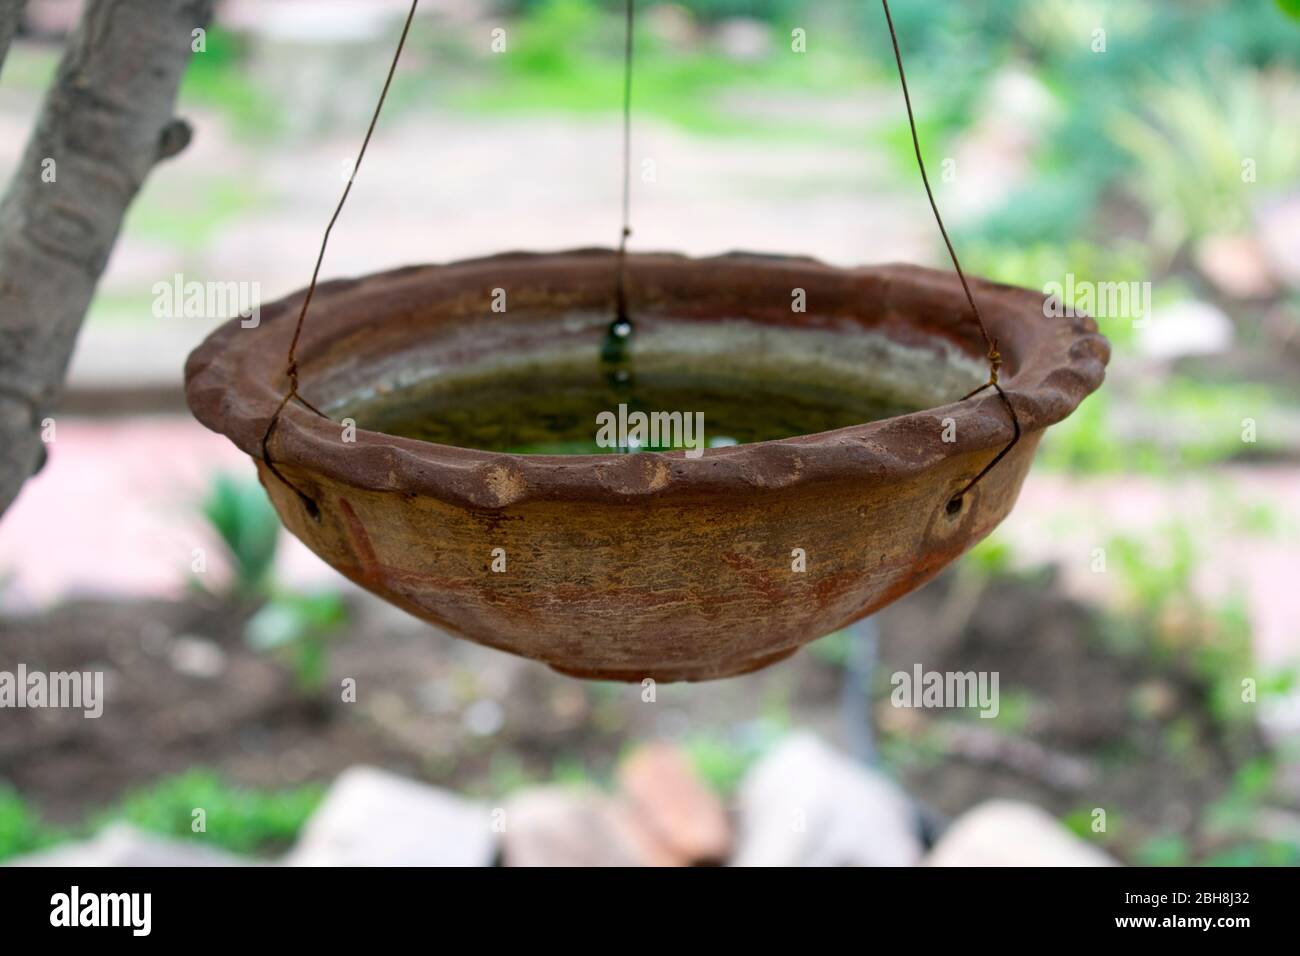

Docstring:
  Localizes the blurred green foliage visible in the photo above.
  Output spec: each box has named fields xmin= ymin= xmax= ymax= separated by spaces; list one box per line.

xmin=198 ymin=473 xmax=350 ymax=695
xmin=1096 ymin=525 xmax=1268 ymax=729
xmin=97 ymin=771 xmax=323 ymax=857
xmin=245 ymin=591 xmax=349 ymax=693
xmin=681 ymin=723 xmax=785 ymax=794
xmin=0 ymin=772 xmax=323 ymax=862
xmin=1132 ymin=831 xmax=1193 ymax=865
xmin=0 ymin=786 xmax=65 ymax=860
xmin=509 ymin=0 xmax=803 ymax=20
xmin=1132 ymin=757 xmax=1300 ymax=865
xmin=962 ymin=240 xmax=1148 ymax=346
xmin=965 ymin=536 xmax=1015 ymax=578
xmin=1037 ymin=378 xmax=1291 ymax=476
xmin=124 ymin=176 xmax=260 ymax=254
xmin=465 ymin=0 xmax=1300 ymax=237
xmin=681 ymin=735 xmax=756 ymax=794
xmin=969 ymin=0 xmax=1299 ymax=247
xmin=200 ymin=472 xmax=280 ymax=597
xmin=1110 ymin=67 xmax=1300 ymax=256
xmin=180 ymin=27 xmax=282 ymax=135
xmin=464 ymin=0 xmax=874 ymax=136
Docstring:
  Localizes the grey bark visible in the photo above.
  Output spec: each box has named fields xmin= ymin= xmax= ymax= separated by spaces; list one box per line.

xmin=0 ymin=1 xmax=28 ymax=78
xmin=0 ymin=0 xmax=214 ymax=517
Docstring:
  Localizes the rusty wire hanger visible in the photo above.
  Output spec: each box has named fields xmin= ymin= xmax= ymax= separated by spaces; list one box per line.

xmin=259 ymin=0 xmax=421 ymax=520
xmin=879 ymin=0 xmax=1022 ymax=511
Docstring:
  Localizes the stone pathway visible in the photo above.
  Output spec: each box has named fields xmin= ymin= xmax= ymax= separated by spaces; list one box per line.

xmin=0 ymin=417 xmax=333 ymax=609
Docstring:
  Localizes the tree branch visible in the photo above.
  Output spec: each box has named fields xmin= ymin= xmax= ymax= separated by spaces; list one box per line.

xmin=0 ymin=0 xmax=214 ymax=517
xmin=0 ymin=1 xmax=28 ymax=79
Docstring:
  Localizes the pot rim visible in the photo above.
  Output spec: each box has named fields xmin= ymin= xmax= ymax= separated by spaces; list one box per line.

xmin=185 ymin=249 xmax=1108 ymax=510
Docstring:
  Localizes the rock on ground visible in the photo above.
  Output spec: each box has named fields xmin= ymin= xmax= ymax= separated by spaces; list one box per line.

xmin=732 ymin=732 xmax=923 ymax=867
xmin=284 ymin=766 xmax=497 ymax=866
xmin=1258 ymin=193 xmax=1300 ymax=291
xmin=501 ymin=785 xmax=679 ymax=867
xmin=1194 ymin=233 xmax=1276 ymax=299
xmin=1137 ymin=299 xmax=1234 ymax=361
xmin=617 ymin=742 xmax=731 ymax=865
xmin=924 ymin=800 xmax=1117 ymax=867
xmin=8 ymin=823 xmax=247 ymax=867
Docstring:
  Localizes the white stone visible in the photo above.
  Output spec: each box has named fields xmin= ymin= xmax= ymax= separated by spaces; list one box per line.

xmin=925 ymin=800 xmax=1117 ymax=867
xmin=169 ymin=635 xmax=227 ymax=679
xmin=284 ymin=766 xmax=497 ymax=867
xmin=715 ymin=18 xmax=772 ymax=63
xmin=462 ymin=698 xmax=504 ymax=737
xmin=731 ymin=732 xmax=923 ymax=867
xmin=502 ymin=786 xmax=679 ymax=867
xmin=1137 ymin=299 xmax=1234 ymax=361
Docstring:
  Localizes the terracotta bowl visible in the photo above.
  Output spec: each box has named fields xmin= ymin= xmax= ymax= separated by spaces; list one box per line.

xmin=186 ymin=250 xmax=1108 ymax=682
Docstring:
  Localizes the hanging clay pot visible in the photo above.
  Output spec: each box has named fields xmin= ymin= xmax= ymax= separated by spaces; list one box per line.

xmin=185 ymin=249 xmax=1107 ymax=681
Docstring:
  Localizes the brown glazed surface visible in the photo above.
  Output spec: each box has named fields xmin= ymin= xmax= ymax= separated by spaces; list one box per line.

xmin=185 ymin=250 xmax=1108 ymax=681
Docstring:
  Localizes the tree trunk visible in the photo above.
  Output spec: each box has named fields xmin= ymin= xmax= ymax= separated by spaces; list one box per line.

xmin=0 ymin=0 xmax=214 ymax=517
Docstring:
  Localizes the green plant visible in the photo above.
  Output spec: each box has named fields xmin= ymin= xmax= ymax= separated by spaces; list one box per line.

xmin=982 ymin=688 xmax=1035 ymax=733
xmin=1036 ymin=375 xmax=1291 ymax=476
xmin=95 ymin=770 xmax=322 ymax=857
xmin=1197 ymin=757 xmax=1300 ymax=865
xmin=964 ymin=536 xmax=1015 ymax=578
xmin=199 ymin=474 xmax=349 ymax=693
xmin=0 ymin=786 xmax=63 ymax=861
xmin=483 ymin=751 xmax=539 ymax=796
xmin=200 ymin=472 xmax=280 ymax=597
xmin=1200 ymin=841 xmax=1300 ymax=866
xmin=462 ymin=0 xmax=875 ymax=139
xmin=245 ymin=591 xmax=349 ymax=693
xmin=1133 ymin=831 xmax=1193 ymax=866
xmin=682 ymin=724 xmax=783 ymax=795
xmin=959 ymin=532 xmax=1054 ymax=588
xmin=1098 ymin=526 xmax=1260 ymax=730
xmin=807 ymin=628 xmax=853 ymax=667
xmin=1106 ymin=525 xmax=1197 ymax=618
xmin=1 ymin=772 xmax=323 ymax=863
xmin=951 ymin=0 xmax=1300 ymax=250
xmin=1109 ymin=66 xmax=1300 ymax=256
xmin=179 ymin=26 xmax=283 ymax=136
xmin=550 ymin=754 xmax=591 ymax=786
xmin=1061 ymin=805 xmax=1120 ymax=844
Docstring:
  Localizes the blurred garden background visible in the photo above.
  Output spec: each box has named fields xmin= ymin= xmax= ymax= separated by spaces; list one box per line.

xmin=1 ymin=0 xmax=1299 ymax=865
